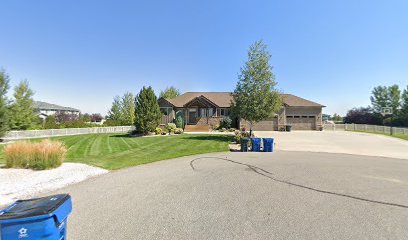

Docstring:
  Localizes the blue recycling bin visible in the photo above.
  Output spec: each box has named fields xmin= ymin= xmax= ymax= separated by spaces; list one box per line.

xmin=251 ymin=138 xmax=261 ymax=152
xmin=0 ymin=194 xmax=72 ymax=240
xmin=262 ymin=138 xmax=274 ymax=152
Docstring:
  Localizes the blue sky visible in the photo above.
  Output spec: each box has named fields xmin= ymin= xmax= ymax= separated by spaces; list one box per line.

xmin=1 ymin=0 xmax=407 ymax=116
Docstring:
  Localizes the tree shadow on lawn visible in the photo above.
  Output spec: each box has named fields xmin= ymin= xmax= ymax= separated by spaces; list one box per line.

xmin=109 ymin=134 xmax=143 ymax=138
xmin=183 ymin=135 xmax=234 ymax=143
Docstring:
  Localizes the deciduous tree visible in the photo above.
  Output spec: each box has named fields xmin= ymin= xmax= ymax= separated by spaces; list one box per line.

xmin=0 ymin=70 xmax=10 ymax=137
xmin=231 ymin=40 xmax=282 ymax=136
xmin=9 ymin=80 xmax=36 ymax=130
xmin=121 ymin=92 xmax=135 ymax=125
xmin=159 ymin=86 xmax=181 ymax=99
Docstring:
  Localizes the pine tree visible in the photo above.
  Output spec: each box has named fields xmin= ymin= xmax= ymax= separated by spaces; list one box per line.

xmin=134 ymin=86 xmax=161 ymax=134
xmin=231 ymin=40 xmax=282 ymax=136
xmin=0 ymin=70 xmax=10 ymax=137
xmin=9 ymin=80 xmax=37 ymax=130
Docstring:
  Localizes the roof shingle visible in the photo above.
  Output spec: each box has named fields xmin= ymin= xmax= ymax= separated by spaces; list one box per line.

xmin=164 ymin=92 xmax=324 ymax=108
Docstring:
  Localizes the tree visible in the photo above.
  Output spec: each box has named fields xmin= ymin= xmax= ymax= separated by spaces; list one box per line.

xmin=159 ymin=86 xmax=181 ymax=99
xmin=331 ymin=113 xmax=343 ymax=122
xmin=0 ymin=70 xmax=10 ymax=137
xmin=343 ymin=107 xmax=382 ymax=125
xmin=134 ymin=86 xmax=162 ymax=134
xmin=175 ymin=111 xmax=184 ymax=128
xmin=400 ymin=86 xmax=408 ymax=126
xmin=90 ymin=113 xmax=103 ymax=122
xmin=231 ymin=40 xmax=282 ymax=136
xmin=121 ymin=92 xmax=135 ymax=125
xmin=370 ymin=85 xmax=401 ymax=114
xmin=107 ymin=96 xmax=123 ymax=122
xmin=80 ymin=113 xmax=91 ymax=122
xmin=9 ymin=80 xmax=36 ymax=130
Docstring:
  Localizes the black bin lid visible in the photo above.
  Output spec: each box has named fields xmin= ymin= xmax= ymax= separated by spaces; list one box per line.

xmin=0 ymin=194 xmax=70 ymax=220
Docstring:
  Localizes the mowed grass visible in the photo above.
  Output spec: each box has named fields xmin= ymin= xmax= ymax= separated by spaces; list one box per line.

xmin=0 ymin=134 xmax=233 ymax=170
xmin=351 ymin=130 xmax=408 ymax=141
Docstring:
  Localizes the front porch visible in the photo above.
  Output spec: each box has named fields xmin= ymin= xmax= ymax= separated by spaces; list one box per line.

xmin=159 ymin=95 xmax=231 ymax=130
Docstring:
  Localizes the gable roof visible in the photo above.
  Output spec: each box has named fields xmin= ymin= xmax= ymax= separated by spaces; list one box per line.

xmin=166 ymin=92 xmax=233 ymax=108
xmin=34 ymin=101 xmax=80 ymax=112
xmin=164 ymin=92 xmax=324 ymax=108
xmin=281 ymin=94 xmax=325 ymax=107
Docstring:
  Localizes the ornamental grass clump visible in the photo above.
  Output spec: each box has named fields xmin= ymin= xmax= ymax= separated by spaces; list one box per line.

xmin=4 ymin=140 xmax=67 ymax=170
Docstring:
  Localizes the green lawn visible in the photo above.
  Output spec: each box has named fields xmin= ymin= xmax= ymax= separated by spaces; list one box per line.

xmin=351 ymin=130 xmax=408 ymax=141
xmin=0 ymin=134 xmax=233 ymax=170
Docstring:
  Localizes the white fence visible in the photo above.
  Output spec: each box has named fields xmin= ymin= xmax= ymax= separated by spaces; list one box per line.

xmin=3 ymin=126 xmax=135 ymax=140
xmin=324 ymin=123 xmax=408 ymax=135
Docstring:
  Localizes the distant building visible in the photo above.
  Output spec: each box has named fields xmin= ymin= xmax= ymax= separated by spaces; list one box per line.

xmin=34 ymin=101 xmax=80 ymax=119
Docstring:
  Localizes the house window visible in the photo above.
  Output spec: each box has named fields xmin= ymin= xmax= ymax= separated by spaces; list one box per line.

xmin=160 ymin=107 xmax=171 ymax=116
xmin=220 ymin=108 xmax=229 ymax=116
xmin=200 ymin=109 xmax=207 ymax=117
xmin=209 ymin=108 xmax=213 ymax=117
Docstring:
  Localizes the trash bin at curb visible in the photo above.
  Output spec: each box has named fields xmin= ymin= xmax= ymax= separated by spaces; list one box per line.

xmin=0 ymin=194 xmax=72 ymax=240
xmin=240 ymin=138 xmax=250 ymax=152
xmin=251 ymin=138 xmax=261 ymax=152
xmin=285 ymin=125 xmax=292 ymax=132
xmin=262 ymin=138 xmax=274 ymax=152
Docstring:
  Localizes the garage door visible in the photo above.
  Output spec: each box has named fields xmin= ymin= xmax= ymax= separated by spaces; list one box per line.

xmin=286 ymin=116 xmax=316 ymax=130
xmin=248 ymin=118 xmax=278 ymax=131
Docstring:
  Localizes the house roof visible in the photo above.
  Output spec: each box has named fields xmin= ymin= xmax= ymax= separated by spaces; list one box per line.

xmin=166 ymin=92 xmax=233 ymax=108
xmin=281 ymin=94 xmax=325 ymax=107
xmin=164 ymin=92 xmax=324 ymax=108
xmin=33 ymin=101 xmax=80 ymax=112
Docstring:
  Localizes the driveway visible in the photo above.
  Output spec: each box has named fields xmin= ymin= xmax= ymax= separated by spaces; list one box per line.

xmin=50 ymin=151 xmax=408 ymax=240
xmin=254 ymin=130 xmax=408 ymax=160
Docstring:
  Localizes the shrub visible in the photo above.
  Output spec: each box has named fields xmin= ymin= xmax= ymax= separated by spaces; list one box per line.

xmin=155 ymin=127 xmax=163 ymax=135
xmin=175 ymin=111 xmax=184 ymax=128
xmin=4 ymin=140 xmax=67 ymax=170
xmin=234 ymin=131 xmax=254 ymax=143
xmin=166 ymin=123 xmax=177 ymax=133
xmin=174 ymin=128 xmax=184 ymax=134
xmin=220 ymin=117 xmax=232 ymax=129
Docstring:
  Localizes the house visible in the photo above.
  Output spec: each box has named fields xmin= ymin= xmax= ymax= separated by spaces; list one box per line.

xmin=158 ymin=92 xmax=325 ymax=131
xmin=34 ymin=101 xmax=80 ymax=119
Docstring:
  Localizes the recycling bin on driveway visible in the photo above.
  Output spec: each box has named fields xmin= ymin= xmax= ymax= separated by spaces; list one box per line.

xmin=262 ymin=138 xmax=274 ymax=152
xmin=240 ymin=138 xmax=250 ymax=152
xmin=0 ymin=194 xmax=72 ymax=240
xmin=251 ymin=138 xmax=261 ymax=152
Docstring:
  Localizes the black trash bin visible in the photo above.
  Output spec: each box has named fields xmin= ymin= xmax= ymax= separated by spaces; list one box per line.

xmin=240 ymin=138 xmax=250 ymax=152
xmin=285 ymin=125 xmax=292 ymax=132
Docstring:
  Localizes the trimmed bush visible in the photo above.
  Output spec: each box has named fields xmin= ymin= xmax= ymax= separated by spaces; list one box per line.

xmin=174 ymin=128 xmax=184 ymax=134
xmin=155 ymin=127 xmax=163 ymax=135
xmin=4 ymin=140 xmax=67 ymax=170
xmin=220 ymin=117 xmax=232 ymax=129
xmin=166 ymin=123 xmax=177 ymax=134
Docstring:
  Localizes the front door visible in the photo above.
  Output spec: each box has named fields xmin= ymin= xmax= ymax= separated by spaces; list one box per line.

xmin=188 ymin=108 xmax=197 ymax=124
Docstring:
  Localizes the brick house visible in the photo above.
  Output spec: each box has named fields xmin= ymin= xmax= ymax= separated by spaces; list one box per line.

xmin=158 ymin=92 xmax=325 ymax=131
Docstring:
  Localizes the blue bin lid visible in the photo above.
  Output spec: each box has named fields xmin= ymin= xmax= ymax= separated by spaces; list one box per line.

xmin=0 ymin=194 xmax=70 ymax=221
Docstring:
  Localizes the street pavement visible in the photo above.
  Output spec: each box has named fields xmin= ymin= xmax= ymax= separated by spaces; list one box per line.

xmin=50 ymin=151 xmax=408 ymax=240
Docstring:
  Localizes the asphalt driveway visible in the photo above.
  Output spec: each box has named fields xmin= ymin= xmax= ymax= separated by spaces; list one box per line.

xmin=51 ymin=151 xmax=408 ymax=240
xmin=254 ymin=131 xmax=408 ymax=160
